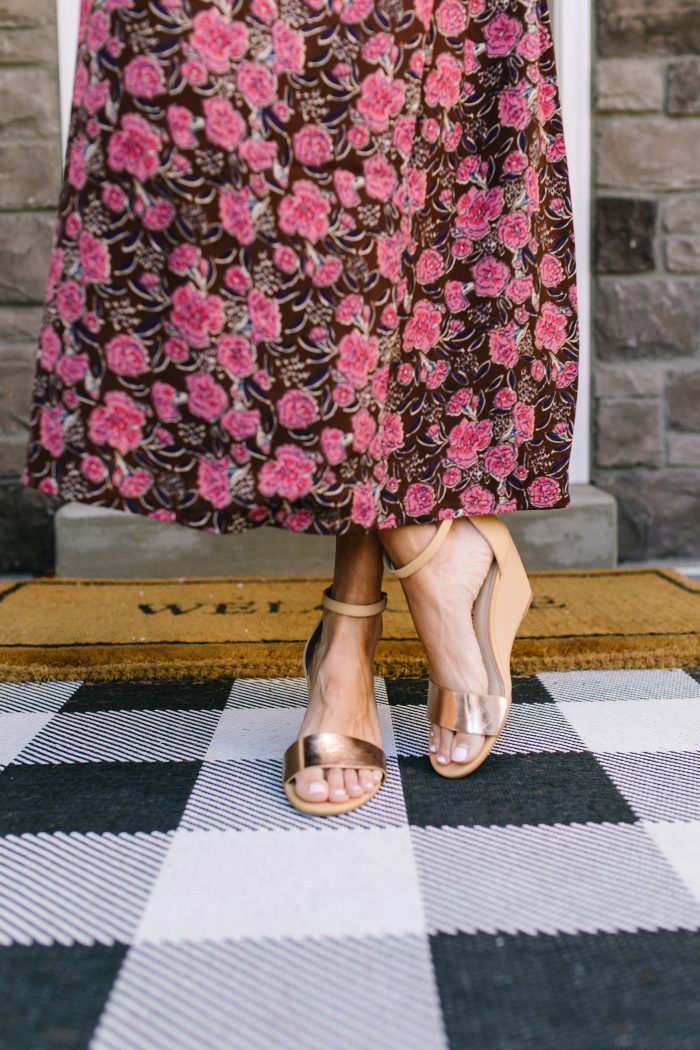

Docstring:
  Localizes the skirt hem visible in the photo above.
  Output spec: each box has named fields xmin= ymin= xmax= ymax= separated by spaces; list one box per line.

xmin=20 ymin=472 xmax=571 ymax=540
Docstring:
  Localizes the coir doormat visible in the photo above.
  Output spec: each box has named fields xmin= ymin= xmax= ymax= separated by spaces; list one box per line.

xmin=0 ymin=568 xmax=698 ymax=682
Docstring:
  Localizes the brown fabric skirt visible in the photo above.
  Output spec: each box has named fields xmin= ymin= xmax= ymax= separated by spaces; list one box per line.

xmin=22 ymin=0 xmax=579 ymax=535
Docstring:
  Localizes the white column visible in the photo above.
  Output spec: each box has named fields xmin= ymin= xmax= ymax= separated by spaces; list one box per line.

xmin=551 ymin=0 xmax=592 ymax=484
xmin=56 ymin=0 xmax=81 ymax=159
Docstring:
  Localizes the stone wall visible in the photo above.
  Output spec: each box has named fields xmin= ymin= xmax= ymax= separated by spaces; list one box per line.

xmin=593 ymin=0 xmax=700 ymax=560
xmin=0 ymin=0 xmax=61 ymax=571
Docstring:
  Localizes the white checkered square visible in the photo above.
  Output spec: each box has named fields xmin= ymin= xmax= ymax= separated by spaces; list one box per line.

xmin=225 ymin=675 xmax=309 ymax=710
xmin=135 ymin=827 xmax=426 ymax=944
xmin=411 ymin=822 xmax=700 ymax=935
xmin=179 ymin=757 xmax=406 ymax=832
xmin=596 ymin=752 xmax=700 ymax=822
xmin=10 ymin=709 xmax=221 ymax=764
xmin=0 ymin=680 xmax=81 ymax=713
xmin=389 ymin=701 xmax=585 ymax=756
xmin=539 ymin=668 xmax=700 ymax=703
xmin=559 ymin=697 xmax=700 ymax=754
xmin=225 ymin=675 xmax=388 ymax=709
xmin=0 ymin=831 xmax=173 ymax=946
xmin=645 ymin=821 xmax=700 ymax=906
xmin=205 ymin=701 xmax=396 ymax=761
xmin=91 ymin=934 xmax=447 ymax=1050
xmin=0 ymin=713 xmax=54 ymax=770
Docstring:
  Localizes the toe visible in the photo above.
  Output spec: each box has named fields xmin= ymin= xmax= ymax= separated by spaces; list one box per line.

xmin=451 ymin=731 xmax=472 ymax=764
xmin=326 ymin=766 xmax=349 ymax=803
xmin=294 ymin=766 xmax=329 ymax=803
xmin=344 ymin=768 xmax=363 ymax=798
xmin=358 ymin=768 xmax=376 ymax=793
xmin=451 ymin=731 xmax=485 ymax=764
xmin=428 ymin=724 xmax=439 ymax=754
xmin=436 ymin=726 xmax=453 ymax=766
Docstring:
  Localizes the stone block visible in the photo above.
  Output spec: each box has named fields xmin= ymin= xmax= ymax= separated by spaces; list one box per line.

xmin=593 ymin=364 xmax=663 ymax=399
xmin=668 ymin=58 xmax=700 ymax=115
xmin=594 ymin=468 xmax=700 ymax=561
xmin=598 ymin=0 xmax=700 ymax=58
xmin=0 ymin=433 xmax=28 ymax=476
xmin=666 ymin=237 xmax=700 ymax=273
xmin=594 ymin=197 xmax=656 ymax=272
xmin=667 ymin=369 xmax=700 ymax=431
xmin=668 ymin=432 xmax=700 ymax=465
xmin=664 ymin=195 xmax=700 ymax=234
xmin=595 ymin=59 xmax=664 ymax=112
xmin=0 ymin=139 xmax=62 ymax=208
xmin=0 ymin=343 xmax=34 ymax=433
xmin=0 ymin=68 xmax=59 ymax=140
xmin=0 ymin=479 xmax=58 ymax=574
xmin=0 ymin=306 xmax=44 ymax=342
xmin=0 ymin=0 xmax=55 ymax=29
xmin=0 ymin=24 xmax=56 ymax=65
xmin=0 ymin=212 xmax=56 ymax=303
xmin=506 ymin=486 xmax=618 ymax=571
xmin=596 ymin=118 xmax=700 ymax=192
xmin=54 ymin=485 xmax=618 ymax=577
xmin=55 ymin=505 xmax=338 ymax=580
xmin=595 ymin=277 xmax=700 ymax=359
xmin=596 ymin=399 xmax=664 ymax=468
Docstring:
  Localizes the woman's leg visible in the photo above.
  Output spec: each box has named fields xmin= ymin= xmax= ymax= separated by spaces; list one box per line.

xmin=378 ymin=519 xmax=494 ymax=766
xmin=293 ymin=531 xmax=386 ymax=804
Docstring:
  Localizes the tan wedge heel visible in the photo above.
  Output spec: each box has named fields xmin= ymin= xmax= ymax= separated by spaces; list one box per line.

xmin=383 ymin=514 xmax=532 ymax=778
xmin=283 ymin=586 xmax=389 ymax=816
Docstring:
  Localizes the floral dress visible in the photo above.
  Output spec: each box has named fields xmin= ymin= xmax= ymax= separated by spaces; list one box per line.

xmin=22 ymin=0 xmax=579 ymax=535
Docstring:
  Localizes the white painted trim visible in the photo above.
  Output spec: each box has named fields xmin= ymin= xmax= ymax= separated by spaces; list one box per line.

xmin=55 ymin=0 xmax=592 ymax=483
xmin=56 ymin=0 xmax=81 ymax=160
xmin=552 ymin=0 xmax=592 ymax=484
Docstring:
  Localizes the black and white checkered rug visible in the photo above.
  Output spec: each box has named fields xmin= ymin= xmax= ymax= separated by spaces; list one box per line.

xmin=2 ymin=669 xmax=700 ymax=1049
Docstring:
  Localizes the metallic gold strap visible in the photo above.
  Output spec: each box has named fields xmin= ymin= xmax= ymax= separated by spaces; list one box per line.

xmin=382 ymin=518 xmax=454 ymax=579
xmin=426 ymin=681 xmax=509 ymax=736
xmin=322 ymin=586 xmax=387 ymax=617
xmin=283 ymin=732 xmax=387 ymax=783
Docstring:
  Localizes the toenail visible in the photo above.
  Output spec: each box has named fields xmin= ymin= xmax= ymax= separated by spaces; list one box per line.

xmin=437 ymin=754 xmax=449 ymax=765
xmin=307 ymin=782 xmax=325 ymax=797
xmin=429 ymin=741 xmax=438 ymax=753
xmin=452 ymin=747 xmax=468 ymax=762
xmin=331 ymin=789 xmax=348 ymax=800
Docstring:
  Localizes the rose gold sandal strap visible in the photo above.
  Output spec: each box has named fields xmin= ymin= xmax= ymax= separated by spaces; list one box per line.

xmin=283 ymin=732 xmax=387 ymax=783
xmin=382 ymin=518 xmax=454 ymax=579
xmin=427 ymin=680 xmax=510 ymax=736
xmin=322 ymin=586 xmax=387 ymax=617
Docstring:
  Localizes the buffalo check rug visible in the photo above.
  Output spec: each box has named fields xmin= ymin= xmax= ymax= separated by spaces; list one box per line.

xmin=2 ymin=668 xmax=700 ymax=1050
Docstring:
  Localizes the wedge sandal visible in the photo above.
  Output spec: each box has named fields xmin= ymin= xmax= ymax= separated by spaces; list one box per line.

xmin=282 ymin=586 xmax=389 ymax=816
xmin=383 ymin=515 xmax=532 ymax=778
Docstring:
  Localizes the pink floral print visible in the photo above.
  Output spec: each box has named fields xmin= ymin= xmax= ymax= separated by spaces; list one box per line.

xmin=23 ymin=0 xmax=578 ymax=533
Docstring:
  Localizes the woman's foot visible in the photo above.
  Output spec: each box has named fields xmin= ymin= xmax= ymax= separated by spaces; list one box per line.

xmin=382 ymin=517 xmax=494 ymax=767
xmin=292 ymin=605 xmax=384 ymax=804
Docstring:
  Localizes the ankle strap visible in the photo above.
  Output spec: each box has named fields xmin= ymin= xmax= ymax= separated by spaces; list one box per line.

xmin=322 ymin=586 xmax=387 ymax=617
xmin=382 ymin=518 xmax=453 ymax=579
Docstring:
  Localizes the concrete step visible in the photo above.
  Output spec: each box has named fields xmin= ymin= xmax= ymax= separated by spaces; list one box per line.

xmin=55 ymin=484 xmax=617 ymax=578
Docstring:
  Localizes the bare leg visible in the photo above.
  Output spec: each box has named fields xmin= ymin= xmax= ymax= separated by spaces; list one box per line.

xmin=378 ymin=519 xmax=494 ymax=766
xmin=293 ymin=531 xmax=386 ymax=804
